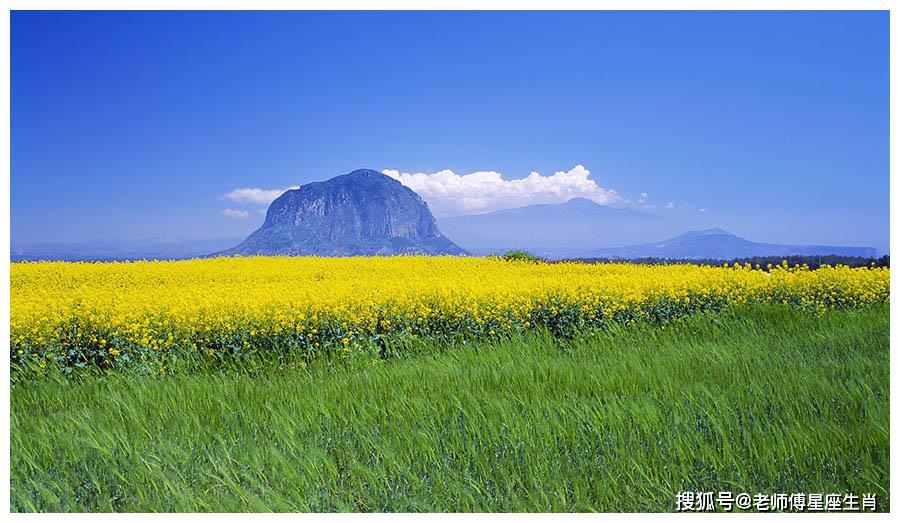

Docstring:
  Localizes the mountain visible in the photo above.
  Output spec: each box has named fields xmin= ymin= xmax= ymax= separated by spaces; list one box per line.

xmin=437 ymin=198 xmax=690 ymax=256
xmin=218 ymin=169 xmax=466 ymax=257
xmin=589 ymin=228 xmax=877 ymax=260
xmin=438 ymin=199 xmax=877 ymax=259
xmin=11 ymin=237 xmax=243 ymax=262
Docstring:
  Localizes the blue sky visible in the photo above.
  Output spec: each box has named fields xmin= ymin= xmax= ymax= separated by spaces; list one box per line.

xmin=12 ymin=11 xmax=889 ymax=252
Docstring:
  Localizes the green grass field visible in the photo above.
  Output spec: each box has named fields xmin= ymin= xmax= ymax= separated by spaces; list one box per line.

xmin=11 ymin=305 xmax=889 ymax=512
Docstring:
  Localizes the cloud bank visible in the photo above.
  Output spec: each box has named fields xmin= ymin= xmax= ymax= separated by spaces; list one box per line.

xmin=382 ymin=165 xmax=620 ymax=217
xmin=223 ymin=186 xmax=299 ymax=206
xmin=220 ymin=185 xmax=300 ymax=220
xmin=221 ymin=208 xmax=250 ymax=219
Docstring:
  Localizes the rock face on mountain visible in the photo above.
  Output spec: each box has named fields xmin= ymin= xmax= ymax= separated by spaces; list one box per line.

xmin=218 ymin=169 xmax=466 ymax=257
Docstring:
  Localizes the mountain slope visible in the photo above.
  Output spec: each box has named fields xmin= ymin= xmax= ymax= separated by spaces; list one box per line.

xmin=218 ymin=169 xmax=465 ymax=256
xmin=437 ymin=198 xmax=677 ymax=255
xmin=590 ymin=228 xmax=877 ymax=259
xmin=11 ymin=237 xmax=243 ymax=262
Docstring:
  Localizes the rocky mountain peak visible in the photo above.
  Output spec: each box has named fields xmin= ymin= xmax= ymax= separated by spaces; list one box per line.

xmin=219 ymin=169 xmax=466 ymax=257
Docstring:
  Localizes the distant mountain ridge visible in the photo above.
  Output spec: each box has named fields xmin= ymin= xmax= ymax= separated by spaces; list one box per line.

xmin=13 ymin=180 xmax=875 ymax=262
xmin=589 ymin=228 xmax=877 ymax=260
xmin=437 ymin=198 xmax=876 ymax=259
xmin=11 ymin=237 xmax=243 ymax=262
xmin=438 ymin=197 xmax=676 ymax=255
xmin=218 ymin=169 xmax=465 ymax=257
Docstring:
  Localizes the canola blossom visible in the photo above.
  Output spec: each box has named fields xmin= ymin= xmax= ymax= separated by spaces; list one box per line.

xmin=11 ymin=257 xmax=889 ymax=373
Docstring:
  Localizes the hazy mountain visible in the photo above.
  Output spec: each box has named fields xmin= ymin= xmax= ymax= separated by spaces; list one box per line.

xmin=218 ymin=169 xmax=466 ymax=257
xmin=11 ymin=237 xmax=242 ymax=262
xmin=438 ymin=198 xmax=687 ymax=256
xmin=590 ymin=228 xmax=877 ymax=260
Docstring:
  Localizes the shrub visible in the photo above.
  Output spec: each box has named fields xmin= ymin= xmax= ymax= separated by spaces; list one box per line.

xmin=499 ymin=250 xmax=542 ymax=263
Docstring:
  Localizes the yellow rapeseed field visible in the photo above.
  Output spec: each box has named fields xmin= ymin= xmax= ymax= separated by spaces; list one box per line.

xmin=10 ymin=256 xmax=889 ymax=372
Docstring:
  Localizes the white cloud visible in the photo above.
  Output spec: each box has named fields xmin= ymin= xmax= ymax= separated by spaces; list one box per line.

xmin=699 ymin=208 xmax=708 ymax=213
xmin=382 ymin=165 xmax=620 ymax=216
xmin=638 ymin=192 xmax=648 ymax=204
xmin=223 ymin=186 xmax=300 ymax=206
xmin=221 ymin=208 xmax=250 ymax=219
xmin=665 ymin=202 xmax=675 ymax=209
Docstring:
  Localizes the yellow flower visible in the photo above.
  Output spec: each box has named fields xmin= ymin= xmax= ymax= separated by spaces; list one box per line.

xmin=8 ymin=256 xmax=888 ymax=363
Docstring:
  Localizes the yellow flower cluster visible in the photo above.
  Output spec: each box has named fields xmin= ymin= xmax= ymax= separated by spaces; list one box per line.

xmin=10 ymin=257 xmax=889 ymax=369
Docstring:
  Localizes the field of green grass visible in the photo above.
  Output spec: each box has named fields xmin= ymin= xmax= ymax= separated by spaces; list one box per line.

xmin=11 ymin=305 xmax=889 ymax=512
